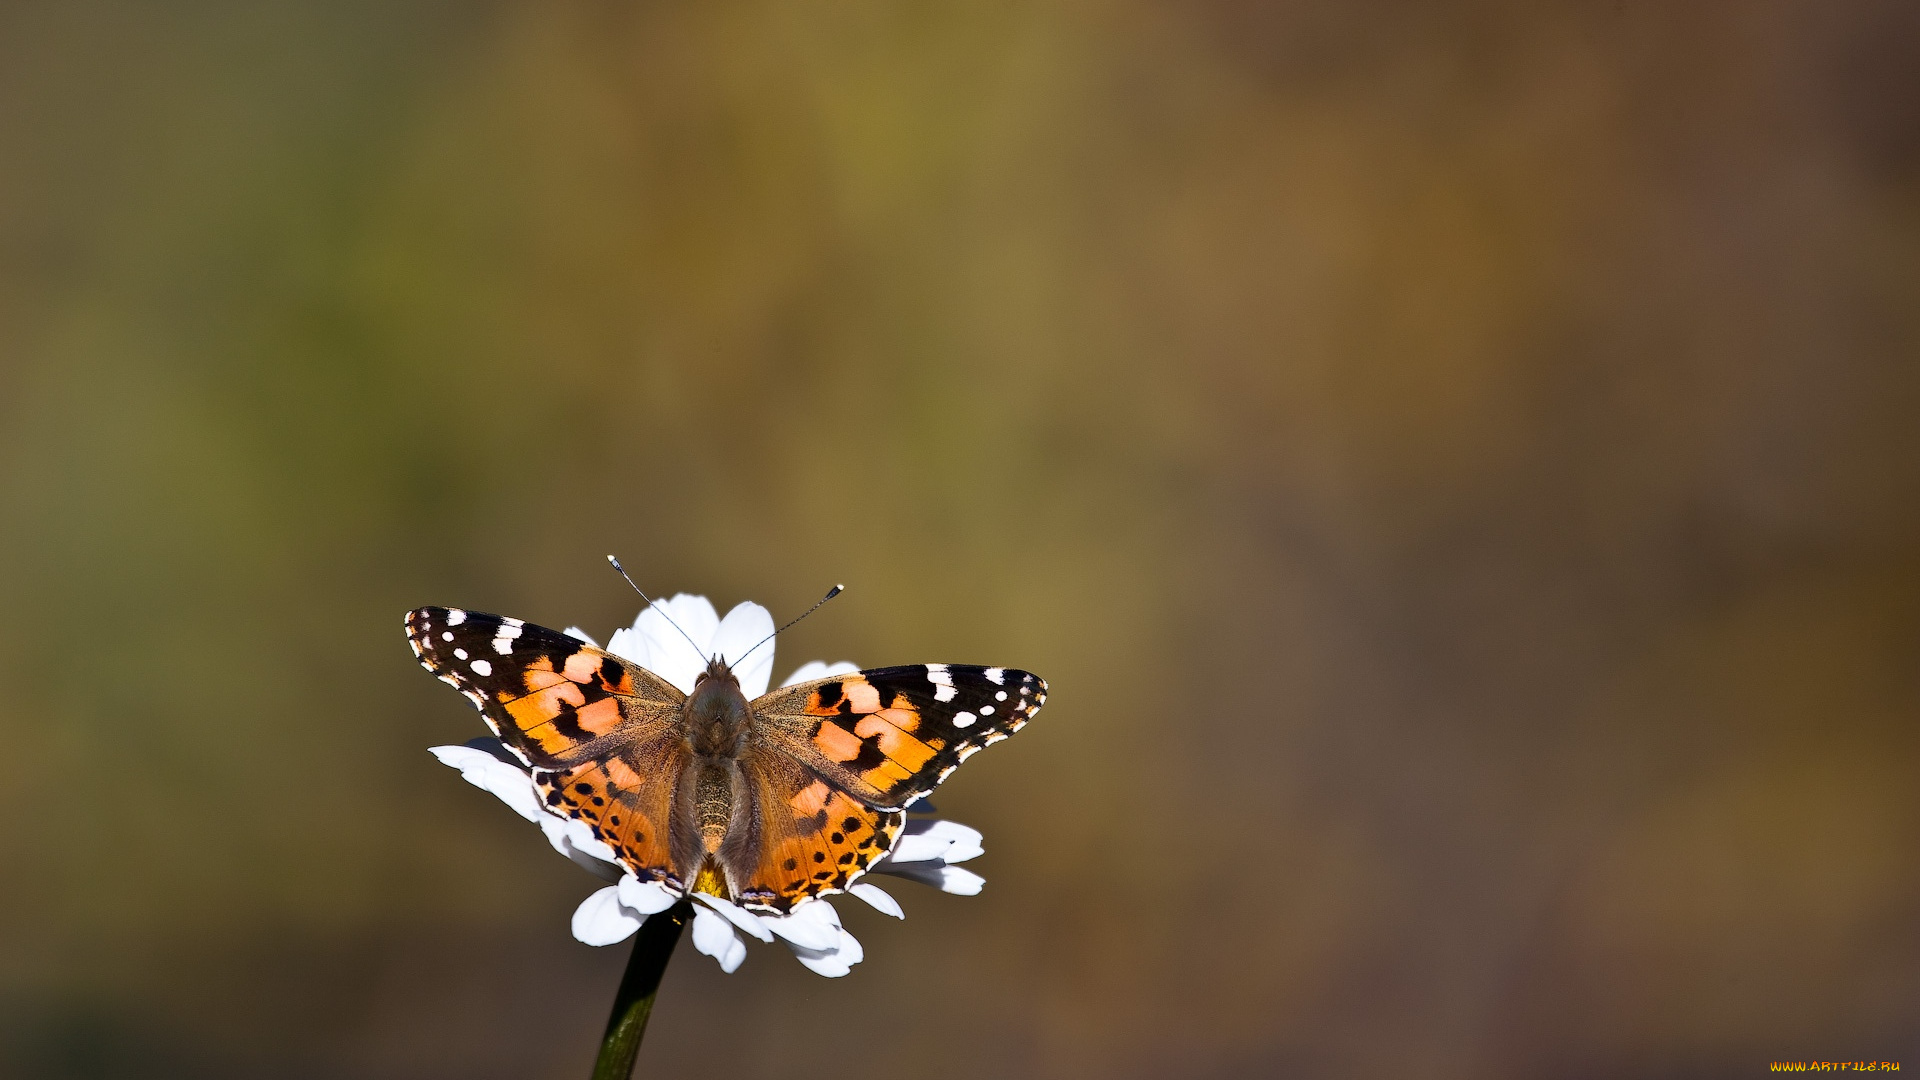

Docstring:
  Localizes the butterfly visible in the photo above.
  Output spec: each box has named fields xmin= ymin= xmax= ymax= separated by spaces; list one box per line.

xmin=405 ymin=606 xmax=1046 ymax=914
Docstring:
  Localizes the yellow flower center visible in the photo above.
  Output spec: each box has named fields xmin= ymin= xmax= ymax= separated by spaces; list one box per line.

xmin=692 ymin=858 xmax=728 ymax=899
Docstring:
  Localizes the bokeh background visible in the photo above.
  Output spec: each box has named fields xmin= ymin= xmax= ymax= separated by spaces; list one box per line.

xmin=3 ymin=2 xmax=1918 ymax=1076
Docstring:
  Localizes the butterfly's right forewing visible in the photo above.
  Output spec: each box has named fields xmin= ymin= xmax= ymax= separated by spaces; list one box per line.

xmin=751 ymin=665 xmax=1047 ymax=810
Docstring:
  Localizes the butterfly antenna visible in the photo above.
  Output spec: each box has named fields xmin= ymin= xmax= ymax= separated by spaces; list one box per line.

xmin=607 ymin=554 xmax=709 ymax=659
xmin=734 ymin=584 xmax=844 ymax=667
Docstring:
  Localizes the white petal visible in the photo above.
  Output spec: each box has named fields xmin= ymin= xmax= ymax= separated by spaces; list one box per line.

xmin=769 ymin=900 xmax=865 ymax=978
xmin=922 ymin=820 xmax=985 ymax=863
xmin=718 ymin=935 xmax=749 ymax=973
xmin=604 ymin=625 xmax=649 ymax=668
xmin=874 ymin=862 xmax=985 ymax=895
xmin=693 ymin=893 xmax=775 ymax=943
xmin=929 ymin=865 xmax=985 ymax=895
xmin=787 ymin=927 xmax=865 ymax=978
xmin=655 ymin=593 xmax=722 ymax=643
xmin=427 ymin=746 xmax=640 ymax=882
xmin=691 ymin=904 xmax=749 ymax=973
xmin=847 ymin=882 xmax=904 ymax=919
xmin=537 ymin=814 xmax=625 ymax=882
xmin=562 ymin=626 xmax=600 ymax=647
xmin=883 ymin=834 xmax=947 ymax=866
xmin=884 ymin=819 xmax=985 ymax=865
xmin=429 ymin=745 xmax=543 ymax=824
xmin=759 ymin=898 xmax=842 ymax=950
xmin=572 ymin=885 xmax=643 ymax=946
xmin=617 ymin=875 xmax=679 ymax=915
xmin=635 ymin=594 xmax=719 ymax=693
xmin=780 ymin=660 xmax=862 ymax=688
xmin=710 ymin=601 xmax=776 ymax=698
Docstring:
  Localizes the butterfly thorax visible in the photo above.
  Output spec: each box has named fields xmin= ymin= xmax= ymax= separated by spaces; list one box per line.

xmin=686 ymin=657 xmax=752 ymax=757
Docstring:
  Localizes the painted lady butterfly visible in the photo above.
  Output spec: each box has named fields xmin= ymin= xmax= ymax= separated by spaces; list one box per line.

xmin=405 ymin=606 xmax=1046 ymax=914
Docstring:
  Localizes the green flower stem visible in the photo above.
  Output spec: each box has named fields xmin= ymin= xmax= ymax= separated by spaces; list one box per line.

xmin=590 ymin=899 xmax=690 ymax=1080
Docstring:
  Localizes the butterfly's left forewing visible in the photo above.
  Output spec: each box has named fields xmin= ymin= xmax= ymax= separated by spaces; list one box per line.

xmin=406 ymin=606 xmax=695 ymax=889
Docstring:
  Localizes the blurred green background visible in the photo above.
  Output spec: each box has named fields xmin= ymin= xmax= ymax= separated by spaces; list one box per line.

xmin=3 ymin=2 xmax=1918 ymax=1076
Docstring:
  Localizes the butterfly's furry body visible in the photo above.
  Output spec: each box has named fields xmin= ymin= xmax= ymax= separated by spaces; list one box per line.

xmin=684 ymin=657 xmax=753 ymax=874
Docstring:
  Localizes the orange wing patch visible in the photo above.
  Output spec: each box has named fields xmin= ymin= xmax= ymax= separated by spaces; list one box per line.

xmin=536 ymin=740 xmax=692 ymax=890
xmin=405 ymin=607 xmax=682 ymax=770
xmin=801 ymin=675 xmax=947 ymax=793
xmin=725 ymin=752 xmax=903 ymax=914
xmin=752 ymin=664 xmax=1048 ymax=811
xmin=811 ymin=721 xmax=863 ymax=763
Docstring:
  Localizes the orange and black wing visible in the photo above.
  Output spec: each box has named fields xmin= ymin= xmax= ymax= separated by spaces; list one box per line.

xmin=405 ymin=606 xmax=695 ymax=889
xmin=720 ymin=748 xmax=904 ymax=914
xmin=751 ymin=664 xmax=1047 ymax=811
xmin=720 ymin=664 xmax=1046 ymax=913
xmin=534 ymin=740 xmax=698 ymax=892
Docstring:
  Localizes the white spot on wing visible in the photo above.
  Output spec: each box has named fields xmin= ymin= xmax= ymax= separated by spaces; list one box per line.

xmin=925 ymin=664 xmax=956 ymax=703
xmin=453 ymin=648 xmax=467 ymax=660
xmin=492 ymin=622 xmax=522 ymax=655
xmin=985 ymin=667 xmax=1005 ymax=684
xmin=995 ymin=690 xmax=1007 ymax=701
xmin=980 ymin=705 xmax=994 ymax=715
xmin=441 ymin=631 xmax=453 ymax=641
xmin=447 ymin=609 xmax=467 ymax=625
xmin=470 ymin=659 xmax=493 ymax=677
xmin=953 ymin=711 xmax=976 ymax=728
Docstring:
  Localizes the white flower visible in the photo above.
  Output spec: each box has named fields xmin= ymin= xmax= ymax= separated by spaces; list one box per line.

xmin=429 ymin=594 xmax=990 ymax=978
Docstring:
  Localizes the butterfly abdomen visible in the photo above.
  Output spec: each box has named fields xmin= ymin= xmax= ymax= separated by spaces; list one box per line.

xmin=693 ymin=759 xmax=738 ymax=854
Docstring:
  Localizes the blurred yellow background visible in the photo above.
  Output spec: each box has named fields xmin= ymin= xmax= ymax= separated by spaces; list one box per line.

xmin=2 ymin=2 xmax=1917 ymax=1077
